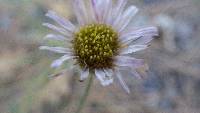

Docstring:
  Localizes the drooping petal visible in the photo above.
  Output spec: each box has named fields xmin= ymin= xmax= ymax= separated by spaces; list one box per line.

xmin=120 ymin=45 xmax=148 ymax=55
xmin=80 ymin=67 xmax=89 ymax=80
xmin=43 ymin=23 xmax=72 ymax=37
xmin=118 ymin=6 xmax=138 ymax=32
xmin=115 ymin=69 xmax=130 ymax=93
xmin=115 ymin=56 xmax=144 ymax=68
xmin=102 ymin=78 xmax=113 ymax=86
xmin=45 ymin=10 xmax=75 ymax=32
xmin=39 ymin=46 xmax=72 ymax=54
xmin=51 ymin=55 xmax=74 ymax=68
xmin=120 ymin=27 xmax=158 ymax=45
xmin=103 ymin=69 xmax=113 ymax=77
xmin=73 ymin=0 xmax=88 ymax=25
xmin=95 ymin=69 xmax=106 ymax=83
xmin=95 ymin=69 xmax=113 ymax=86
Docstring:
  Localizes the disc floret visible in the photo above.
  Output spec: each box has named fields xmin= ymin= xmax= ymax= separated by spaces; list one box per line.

xmin=73 ymin=24 xmax=120 ymax=69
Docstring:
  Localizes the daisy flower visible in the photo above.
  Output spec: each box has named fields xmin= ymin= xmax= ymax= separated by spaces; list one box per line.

xmin=40 ymin=0 xmax=158 ymax=93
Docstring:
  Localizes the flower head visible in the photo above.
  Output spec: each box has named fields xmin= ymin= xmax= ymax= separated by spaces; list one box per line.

xmin=40 ymin=0 xmax=158 ymax=93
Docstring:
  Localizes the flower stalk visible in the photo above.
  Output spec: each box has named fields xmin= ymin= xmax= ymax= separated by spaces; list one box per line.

xmin=75 ymin=74 xmax=94 ymax=113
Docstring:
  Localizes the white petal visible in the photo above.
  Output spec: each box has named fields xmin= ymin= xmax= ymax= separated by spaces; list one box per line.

xmin=51 ymin=55 xmax=74 ymax=68
xmin=115 ymin=56 xmax=144 ymax=68
xmin=120 ymin=45 xmax=148 ymax=55
xmin=80 ymin=67 xmax=89 ymax=80
xmin=45 ymin=10 xmax=75 ymax=32
xmin=73 ymin=0 xmax=88 ymax=25
xmin=39 ymin=46 xmax=71 ymax=54
xmin=43 ymin=23 xmax=72 ymax=37
xmin=44 ymin=34 xmax=70 ymax=41
xmin=115 ymin=69 xmax=130 ymax=93
xmin=118 ymin=6 xmax=138 ymax=32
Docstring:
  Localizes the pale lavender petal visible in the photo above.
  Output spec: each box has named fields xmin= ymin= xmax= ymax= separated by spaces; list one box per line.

xmin=131 ymin=27 xmax=158 ymax=45
xmin=45 ymin=10 xmax=75 ymax=32
xmin=91 ymin=0 xmax=98 ymax=20
xmin=80 ymin=67 xmax=89 ymax=80
xmin=39 ymin=46 xmax=71 ymax=54
xmin=120 ymin=45 xmax=148 ymax=55
xmin=132 ymin=36 xmax=154 ymax=45
xmin=48 ymin=69 xmax=67 ymax=78
xmin=115 ymin=69 xmax=130 ymax=93
xmin=73 ymin=5 xmax=83 ymax=25
xmin=120 ymin=27 xmax=158 ymax=45
xmin=115 ymin=56 xmax=144 ymax=68
xmin=120 ymin=67 xmax=142 ymax=79
xmin=88 ymin=0 xmax=97 ymax=22
xmin=120 ymin=34 xmax=142 ymax=44
xmin=51 ymin=55 xmax=74 ymax=68
xmin=43 ymin=23 xmax=72 ymax=37
xmin=105 ymin=1 xmax=113 ymax=24
xmin=92 ymin=0 xmax=104 ymax=22
xmin=73 ymin=0 xmax=88 ymax=25
xmin=102 ymin=0 xmax=112 ymax=23
xmin=44 ymin=34 xmax=70 ymax=41
xmin=118 ymin=6 xmax=138 ymax=32
xmin=122 ymin=27 xmax=158 ymax=38
xmin=130 ymin=69 xmax=142 ymax=79
xmin=112 ymin=0 xmax=127 ymax=24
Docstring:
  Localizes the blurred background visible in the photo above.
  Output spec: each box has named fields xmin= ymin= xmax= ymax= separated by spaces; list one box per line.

xmin=0 ymin=0 xmax=200 ymax=113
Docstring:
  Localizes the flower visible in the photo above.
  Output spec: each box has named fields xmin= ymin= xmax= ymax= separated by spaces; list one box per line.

xmin=40 ymin=0 xmax=158 ymax=93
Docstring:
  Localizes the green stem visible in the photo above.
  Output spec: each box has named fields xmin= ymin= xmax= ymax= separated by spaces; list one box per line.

xmin=75 ymin=74 xmax=93 ymax=113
